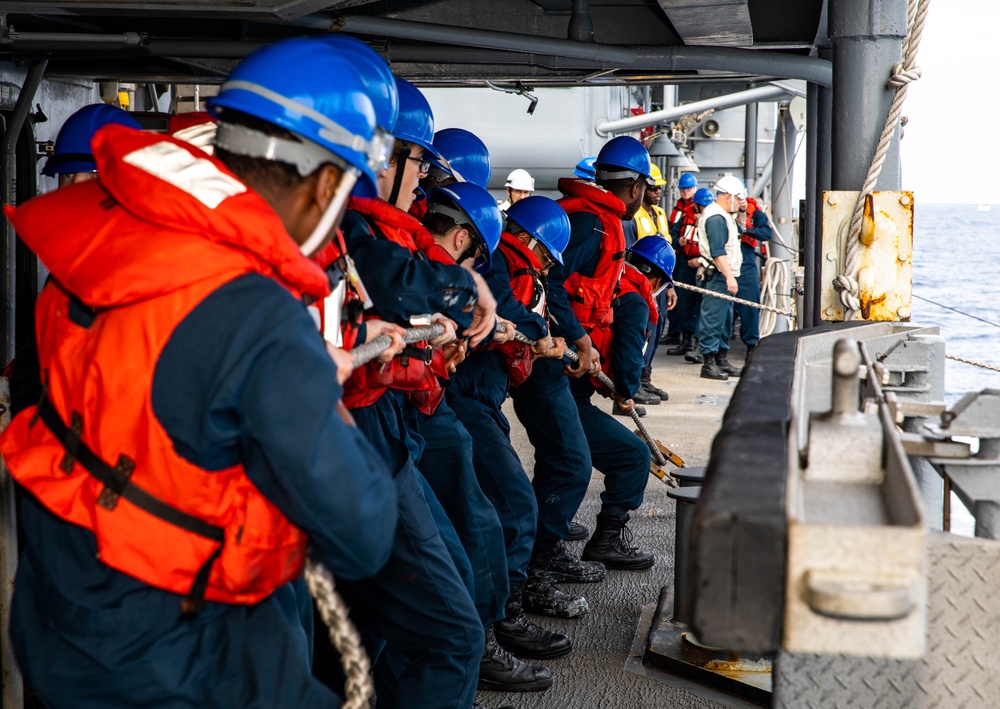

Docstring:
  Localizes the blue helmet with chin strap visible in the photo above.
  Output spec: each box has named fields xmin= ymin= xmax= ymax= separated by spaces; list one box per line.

xmin=426 ymin=182 xmax=503 ymax=274
xmin=392 ymin=78 xmax=440 ymax=160
xmin=678 ymin=172 xmax=698 ymax=189
xmin=627 ymin=236 xmax=676 ymax=281
xmin=427 ymin=128 xmax=492 ymax=188
xmin=208 ymin=37 xmax=383 ymax=194
xmin=43 ymin=104 xmax=142 ymax=176
xmin=595 ymin=136 xmax=651 ymax=181
xmin=692 ymin=187 xmax=715 ymax=206
xmin=573 ymin=156 xmax=597 ymax=180
xmin=504 ymin=196 xmax=570 ymax=266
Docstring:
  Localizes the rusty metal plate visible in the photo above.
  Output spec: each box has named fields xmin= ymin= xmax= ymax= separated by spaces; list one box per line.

xmin=774 ymin=533 xmax=1000 ymax=708
xmin=820 ymin=191 xmax=914 ymax=322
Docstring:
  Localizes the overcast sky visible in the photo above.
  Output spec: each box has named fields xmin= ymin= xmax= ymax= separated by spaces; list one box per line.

xmin=902 ymin=0 xmax=994 ymax=204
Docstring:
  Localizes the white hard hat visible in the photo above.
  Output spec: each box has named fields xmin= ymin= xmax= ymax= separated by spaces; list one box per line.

xmin=505 ymin=169 xmax=535 ymax=192
xmin=715 ymin=174 xmax=747 ymax=197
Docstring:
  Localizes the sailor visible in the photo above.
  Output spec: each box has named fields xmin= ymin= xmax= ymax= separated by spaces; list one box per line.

xmin=415 ymin=182 xmax=555 ymax=693
xmin=498 ymin=168 xmax=535 ymax=210
xmin=410 ymin=127 xmax=492 ymax=219
xmin=664 ymin=172 xmax=701 ymax=356
xmin=548 ymin=136 xmax=657 ymax=568
xmin=668 ymin=185 xmax=713 ymax=363
xmin=0 ymin=38 xmax=398 ymax=708
xmin=733 ymin=196 xmax=773 ymax=358
xmin=446 ymin=196 xmax=587 ymax=659
xmin=609 ymin=237 xmax=677 ymax=421
xmin=633 ymin=163 xmax=675 ymax=405
xmin=695 ymin=174 xmax=746 ymax=381
xmin=8 ymin=104 xmax=141 ymax=416
xmin=573 ymin=156 xmax=597 ymax=182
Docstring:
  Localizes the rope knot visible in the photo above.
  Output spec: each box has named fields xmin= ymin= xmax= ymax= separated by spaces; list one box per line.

xmin=888 ymin=62 xmax=922 ymax=89
xmin=834 ymin=274 xmax=862 ymax=314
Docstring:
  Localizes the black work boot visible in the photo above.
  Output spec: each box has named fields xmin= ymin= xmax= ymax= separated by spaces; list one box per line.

xmin=495 ymin=585 xmax=574 ymax=658
xmin=581 ymin=513 xmax=655 ymax=570
xmin=745 ymin=344 xmax=756 ymax=361
xmin=640 ymin=366 xmax=669 ymax=401
xmin=665 ymin=332 xmax=691 ymax=356
xmin=566 ymin=520 xmax=590 ymax=541
xmin=478 ymin=627 xmax=553 ymax=692
xmin=528 ymin=539 xmax=607 ymax=584
xmin=715 ymin=351 xmax=742 ymax=377
xmin=612 ymin=402 xmax=646 ymax=417
xmin=699 ymin=353 xmax=728 ymax=380
xmin=632 ymin=386 xmax=661 ymax=406
xmin=684 ymin=338 xmax=705 ymax=364
xmin=522 ymin=574 xmax=589 ymax=619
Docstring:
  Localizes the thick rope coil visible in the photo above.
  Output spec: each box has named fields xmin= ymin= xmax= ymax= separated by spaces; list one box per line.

xmin=946 ymin=354 xmax=1000 ymax=374
xmin=673 ymin=280 xmax=794 ymax=318
xmin=835 ymin=0 xmax=931 ymax=320
xmin=759 ymin=257 xmax=793 ymax=338
xmin=305 ymin=556 xmax=374 ymax=709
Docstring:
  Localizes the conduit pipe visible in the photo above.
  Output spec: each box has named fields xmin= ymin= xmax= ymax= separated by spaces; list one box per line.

xmin=333 ymin=16 xmax=833 ymax=87
xmin=1 ymin=31 xmax=147 ymax=46
xmin=595 ymin=83 xmax=792 ymax=135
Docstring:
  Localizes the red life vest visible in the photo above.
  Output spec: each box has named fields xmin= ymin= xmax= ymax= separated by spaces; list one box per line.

xmin=341 ymin=197 xmax=443 ymax=414
xmin=619 ymin=262 xmax=658 ymax=326
xmin=671 ymin=199 xmax=702 ymax=259
xmin=556 ymin=177 xmax=627 ymax=332
xmin=311 ymin=231 xmax=363 ymax=350
xmin=741 ymin=197 xmax=760 ymax=249
xmin=0 ymin=127 xmax=331 ymax=608
xmin=493 ymin=231 xmax=545 ymax=387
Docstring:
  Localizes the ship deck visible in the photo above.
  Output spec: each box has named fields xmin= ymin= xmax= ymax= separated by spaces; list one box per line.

xmin=479 ymin=339 xmax=759 ymax=709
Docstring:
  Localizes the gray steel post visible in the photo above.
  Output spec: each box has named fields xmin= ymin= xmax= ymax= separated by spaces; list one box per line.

xmin=815 ymin=49 xmax=833 ymax=326
xmin=2 ymin=60 xmax=46 ymax=709
xmin=744 ymin=99 xmax=758 ymax=188
xmin=768 ymin=105 xmax=798 ymax=334
xmin=829 ymin=0 xmax=906 ymax=191
xmin=804 ymin=83 xmax=818 ymax=329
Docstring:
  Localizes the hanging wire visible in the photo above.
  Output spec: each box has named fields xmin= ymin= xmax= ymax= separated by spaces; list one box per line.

xmin=912 ymin=293 xmax=1000 ymax=330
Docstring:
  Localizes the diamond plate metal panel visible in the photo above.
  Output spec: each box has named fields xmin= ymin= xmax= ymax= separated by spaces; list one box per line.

xmin=774 ymin=533 xmax=1000 ymax=707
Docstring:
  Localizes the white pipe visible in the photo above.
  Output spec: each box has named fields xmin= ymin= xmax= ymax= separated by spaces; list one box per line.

xmin=594 ymin=84 xmax=792 ymax=135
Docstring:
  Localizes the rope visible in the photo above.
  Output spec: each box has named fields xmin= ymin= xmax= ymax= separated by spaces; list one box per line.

xmin=305 ymin=557 xmax=374 ymax=709
xmin=834 ymin=0 xmax=932 ymax=320
xmin=349 ymin=324 xmax=446 ymax=367
xmin=500 ymin=323 xmax=678 ymax=485
xmin=912 ymin=293 xmax=1000 ymax=330
xmin=759 ymin=257 xmax=793 ymax=338
xmin=673 ymin=280 xmax=793 ymax=318
xmin=945 ymin=354 xmax=1000 ymax=374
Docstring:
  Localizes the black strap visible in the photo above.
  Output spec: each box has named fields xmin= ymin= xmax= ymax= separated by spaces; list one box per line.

xmin=400 ymin=345 xmax=433 ymax=365
xmin=35 ymin=394 xmax=225 ymax=612
xmin=387 ymin=144 xmax=410 ymax=208
xmin=611 ymin=251 xmax=625 ymax=260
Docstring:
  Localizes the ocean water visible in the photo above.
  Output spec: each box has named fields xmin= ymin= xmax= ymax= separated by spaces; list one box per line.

xmin=911 ymin=203 xmax=999 ymax=534
xmin=912 ymin=203 xmax=1000 ymax=404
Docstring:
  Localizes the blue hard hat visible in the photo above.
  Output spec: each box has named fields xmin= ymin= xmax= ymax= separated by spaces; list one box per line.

xmin=595 ymin=136 xmax=651 ymax=180
xmin=208 ymin=37 xmax=383 ymax=193
xmin=678 ymin=172 xmax=698 ymax=189
xmin=426 ymin=182 xmax=503 ymax=274
xmin=316 ymin=35 xmax=398 ymax=134
xmin=573 ymin=156 xmax=597 ymax=180
xmin=693 ymin=187 xmax=715 ymax=206
xmin=393 ymin=77 xmax=441 ymax=160
xmin=43 ymin=104 xmax=142 ymax=175
xmin=627 ymin=236 xmax=676 ymax=280
xmin=504 ymin=196 xmax=571 ymax=266
xmin=427 ymin=128 xmax=492 ymax=188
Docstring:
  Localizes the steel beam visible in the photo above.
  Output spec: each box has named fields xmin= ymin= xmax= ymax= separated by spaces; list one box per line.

xmin=804 ymin=82 xmax=818 ymax=329
xmin=744 ymin=96 xmax=758 ymax=187
xmin=829 ymin=0 xmax=906 ymax=190
xmin=769 ymin=105 xmax=798 ymax=334
xmin=813 ymin=48 xmax=833 ymax=327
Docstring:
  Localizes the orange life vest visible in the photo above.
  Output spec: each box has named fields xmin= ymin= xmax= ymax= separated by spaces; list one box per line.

xmin=741 ymin=197 xmax=760 ymax=249
xmin=556 ymin=177 xmax=627 ymax=332
xmin=493 ymin=231 xmax=545 ymax=387
xmin=0 ymin=127 xmax=331 ymax=609
xmin=619 ymin=262 xmax=658 ymax=326
xmin=341 ymin=197 xmax=443 ymax=414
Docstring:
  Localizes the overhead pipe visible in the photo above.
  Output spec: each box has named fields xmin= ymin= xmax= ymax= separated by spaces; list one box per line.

xmin=594 ymin=83 xmax=792 ymax=135
xmin=333 ymin=15 xmax=832 ymax=87
xmin=1 ymin=31 xmax=147 ymax=46
xmin=567 ymin=0 xmax=595 ymax=43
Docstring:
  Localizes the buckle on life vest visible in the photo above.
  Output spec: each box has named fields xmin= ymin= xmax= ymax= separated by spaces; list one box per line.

xmin=96 ymin=455 xmax=135 ymax=511
xmin=59 ymin=412 xmax=84 ymax=474
xmin=400 ymin=345 xmax=433 ymax=366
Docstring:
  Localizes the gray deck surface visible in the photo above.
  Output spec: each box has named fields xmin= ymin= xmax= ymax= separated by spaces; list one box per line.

xmin=476 ymin=343 xmax=758 ymax=709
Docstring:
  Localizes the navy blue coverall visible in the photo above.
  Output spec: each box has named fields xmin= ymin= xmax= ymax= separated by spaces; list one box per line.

xmin=734 ymin=208 xmax=773 ymax=347
xmin=334 ymin=209 xmax=494 ymax=709
xmin=11 ymin=275 xmax=398 ymax=709
xmin=568 ymin=290 xmax=652 ymax=519
xmin=447 ymin=245 xmax=547 ymax=588
xmin=696 ymin=214 xmax=737 ymax=355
